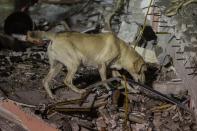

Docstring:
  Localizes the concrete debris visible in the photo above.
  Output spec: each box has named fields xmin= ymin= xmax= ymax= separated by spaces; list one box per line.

xmin=29 ymin=3 xmax=69 ymax=24
xmin=164 ymin=0 xmax=197 ymax=17
xmin=0 ymin=46 xmax=196 ymax=130
xmin=118 ymin=21 xmax=158 ymax=49
xmin=0 ymin=99 xmax=58 ymax=131
xmin=157 ymin=54 xmax=178 ymax=81
xmin=0 ymin=49 xmax=195 ymax=130
xmin=118 ymin=21 xmax=139 ymax=43
xmin=0 ymin=0 xmax=197 ymax=131
xmin=131 ymin=45 xmax=159 ymax=64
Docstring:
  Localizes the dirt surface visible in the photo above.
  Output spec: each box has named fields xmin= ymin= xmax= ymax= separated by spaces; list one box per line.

xmin=0 ymin=45 xmax=101 ymax=104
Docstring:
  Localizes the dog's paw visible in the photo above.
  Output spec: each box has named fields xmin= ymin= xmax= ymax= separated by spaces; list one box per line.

xmin=79 ymin=89 xmax=86 ymax=94
xmin=48 ymin=96 xmax=57 ymax=103
xmin=50 ymin=96 xmax=58 ymax=101
xmin=49 ymin=95 xmax=58 ymax=101
xmin=65 ymin=86 xmax=70 ymax=91
xmin=51 ymin=95 xmax=67 ymax=102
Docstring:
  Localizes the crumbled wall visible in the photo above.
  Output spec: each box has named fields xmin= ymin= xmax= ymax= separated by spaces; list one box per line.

xmin=155 ymin=0 xmax=197 ymax=116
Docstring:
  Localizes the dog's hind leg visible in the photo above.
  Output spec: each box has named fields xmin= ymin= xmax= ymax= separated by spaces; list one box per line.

xmin=43 ymin=63 xmax=63 ymax=99
xmin=98 ymin=63 xmax=110 ymax=90
xmin=64 ymin=65 xmax=86 ymax=93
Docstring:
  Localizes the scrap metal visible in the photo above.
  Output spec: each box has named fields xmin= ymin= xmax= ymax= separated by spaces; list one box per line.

xmin=165 ymin=0 xmax=197 ymax=17
xmin=126 ymin=78 xmax=193 ymax=113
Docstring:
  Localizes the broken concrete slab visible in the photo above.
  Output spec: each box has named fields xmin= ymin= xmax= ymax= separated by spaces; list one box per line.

xmin=0 ymin=99 xmax=58 ymax=131
xmin=0 ymin=106 xmax=27 ymax=130
xmin=118 ymin=21 xmax=139 ymax=43
xmin=131 ymin=45 xmax=159 ymax=64
xmin=153 ymin=81 xmax=187 ymax=95
xmin=29 ymin=3 xmax=69 ymax=24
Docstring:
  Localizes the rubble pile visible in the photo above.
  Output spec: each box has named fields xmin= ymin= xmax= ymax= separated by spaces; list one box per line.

xmin=0 ymin=0 xmax=197 ymax=130
xmin=39 ymin=86 xmax=197 ymax=131
xmin=0 ymin=46 xmax=48 ymax=94
xmin=28 ymin=0 xmax=131 ymax=33
xmin=0 ymin=45 xmax=196 ymax=130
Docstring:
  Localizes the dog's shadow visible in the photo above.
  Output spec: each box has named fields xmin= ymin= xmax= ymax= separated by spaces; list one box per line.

xmin=145 ymin=65 xmax=159 ymax=86
xmin=52 ymin=64 xmax=159 ymax=99
xmin=51 ymin=67 xmax=101 ymax=99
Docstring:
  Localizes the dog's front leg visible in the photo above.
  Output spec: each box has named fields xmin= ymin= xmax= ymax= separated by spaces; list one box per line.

xmin=64 ymin=66 xmax=86 ymax=93
xmin=112 ymin=70 xmax=139 ymax=93
xmin=130 ymin=72 xmax=140 ymax=83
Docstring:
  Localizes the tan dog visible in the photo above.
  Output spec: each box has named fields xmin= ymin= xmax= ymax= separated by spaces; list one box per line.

xmin=27 ymin=31 xmax=147 ymax=99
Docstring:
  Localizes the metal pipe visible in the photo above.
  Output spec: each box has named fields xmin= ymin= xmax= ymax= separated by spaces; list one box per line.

xmin=126 ymin=79 xmax=193 ymax=114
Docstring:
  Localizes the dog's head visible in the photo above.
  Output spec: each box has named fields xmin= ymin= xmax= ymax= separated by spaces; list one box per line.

xmin=26 ymin=31 xmax=47 ymax=45
xmin=133 ymin=57 xmax=147 ymax=84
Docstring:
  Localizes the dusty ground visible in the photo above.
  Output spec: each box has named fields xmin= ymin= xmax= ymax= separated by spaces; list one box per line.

xmin=0 ymin=45 xmax=102 ymax=104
